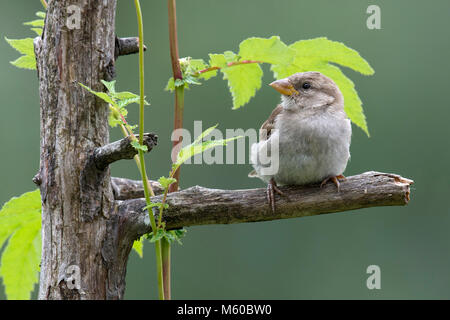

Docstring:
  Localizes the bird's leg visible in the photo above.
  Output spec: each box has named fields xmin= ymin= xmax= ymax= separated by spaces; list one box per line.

xmin=320 ymin=174 xmax=346 ymax=192
xmin=266 ymin=178 xmax=284 ymax=212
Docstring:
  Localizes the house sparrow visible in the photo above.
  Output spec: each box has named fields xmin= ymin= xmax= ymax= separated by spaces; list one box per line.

xmin=249 ymin=71 xmax=352 ymax=212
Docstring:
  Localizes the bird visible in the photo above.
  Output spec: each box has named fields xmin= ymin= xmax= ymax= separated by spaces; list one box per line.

xmin=249 ymin=71 xmax=352 ymax=212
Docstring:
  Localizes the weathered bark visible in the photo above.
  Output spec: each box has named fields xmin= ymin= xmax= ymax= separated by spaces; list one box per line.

xmin=117 ymin=172 xmax=413 ymax=237
xmin=34 ymin=0 xmax=130 ymax=300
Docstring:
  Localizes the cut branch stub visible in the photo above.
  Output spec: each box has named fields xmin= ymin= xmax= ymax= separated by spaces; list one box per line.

xmin=111 ymin=177 xmax=164 ymax=199
xmin=93 ymin=133 xmax=158 ymax=170
xmin=118 ymin=171 xmax=414 ymax=238
xmin=115 ymin=36 xmax=147 ymax=59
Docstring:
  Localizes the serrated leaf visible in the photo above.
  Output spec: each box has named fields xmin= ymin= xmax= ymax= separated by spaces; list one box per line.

xmin=289 ymin=37 xmax=374 ymax=75
xmin=222 ymin=63 xmax=263 ymax=109
xmin=158 ymin=177 xmax=177 ymax=189
xmin=101 ymin=80 xmax=116 ymax=94
xmin=108 ymin=113 xmax=121 ymax=128
xmin=0 ymin=190 xmax=41 ymax=300
xmin=5 ymin=38 xmax=35 ymax=56
xmin=238 ymin=36 xmax=295 ymax=65
xmin=10 ymin=55 xmax=36 ymax=70
xmin=132 ymin=237 xmax=144 ymax=258
xmin=114 ymin=91 xmax=138 ymax=101
xmin=148 ymin=229 xmax=165 ymax=243
xmin=143 ymin=202 xmax=169 ymax=211
xmin=187 ymin=59 xmax=207 ymax=73
xmin=170 ymin=228 xmax=187 ymax=245
xmin=184 ymin=75 xmax=201 ymax=85
xmin=79 ymin=83 xmax=116 ymax=105
xmin=36 ymin=12 xmax=46 ymax=19
xmin=131 ymin=141 xmax=148 ymax=152
xmin=223 ymin=51 xmax=238 ymax=63
xmin=208 ymin=53 xmax=227 ymax=68
xmin=165 ymin=78 xmax=175 ymax=92
xmin=5 ymin=37 xmax=36 ymax=70
xmin=30 ymin=28 xmax=43 ymax=36
xmin=174 ymin=79 xmax=185 ymax=87
xmin=24 ymin=19 xmax=45 ymax=28
xmin=117 ymin=97 xmax=140 ymax=108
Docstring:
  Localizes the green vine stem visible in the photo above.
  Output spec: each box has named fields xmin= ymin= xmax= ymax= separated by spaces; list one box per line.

xmin=134 ymin=0 xmax=165 ymax=300
xmin=40 ymin=0 xmax=47 ymax=9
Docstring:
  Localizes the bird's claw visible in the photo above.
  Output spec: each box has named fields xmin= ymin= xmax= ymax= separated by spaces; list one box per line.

xmin=320 ymin=174 xmax=346 ymax=192
xmin=266 ymin=178 xmax=284 ymax=213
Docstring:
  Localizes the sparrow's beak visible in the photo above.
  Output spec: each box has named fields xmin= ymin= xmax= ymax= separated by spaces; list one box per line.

xmin=269 ymin=79 xmax=298 ymax=96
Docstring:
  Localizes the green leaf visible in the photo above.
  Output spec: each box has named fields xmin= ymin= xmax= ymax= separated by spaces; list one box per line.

xmin=174 ymin=79 xmax=185 ymax=87
xmin=10 ymin=55 xmax=36 ymax=70
xmin=158 ymin=177 xmax=177 ymax=189
xmin=79 ymin=83 xmax=116 ymax=106
xmin=238 ymin=36 xmax=295 ymax=65
xmin=0 ymin=190 xmax=41 ymax=300
xmin=114 ymin=91 xmax=138 ymax=100
xmin=146 ymin=229 xmax=187 ymax=245
xmin=208 ymin=53 xmax=227 ymax=68
xmin=5 ymin=37 xmax=36 ymax=70
xmin=36 ymin=12 xmax=46 ymax=19
xmin=23 ymin=19 xmax=45 ymax=28
xmin=223 ymin=51 xmax=238 ymax=63
xmin=148 ymin=229 xmax=165 ymax=243
xmin=169 ymin=228 xmax=187 ymax=245
xmin=289 ymin=37 xmax=374 ymax=75
xmin=5 ymin=12 xmax=44 ymax=70
xmin=187 ymin=59 xmax=207 ymax=73
xmin=222 ymin=63 xmax=263 ymax=109
xmin=131 ymin=140 xmax=148 ymax=152
xmin=117 ymin=97 xmax=140 ymax=108
xmin=5 ymin=37 xmax=35 ymax=55
xmin=30 ymin=28 xmax=43 ymax=36
xmin=101 ymin=80 xmax=116 ymax=94
xmin=143 ymin=202 xmax=169 ymax=211
xmin=132 ymin=237 xmax=144 ymax=258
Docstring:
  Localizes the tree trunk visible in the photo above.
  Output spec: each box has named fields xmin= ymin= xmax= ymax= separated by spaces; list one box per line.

xmin=34 ymin=0 xmax=132 ymax=300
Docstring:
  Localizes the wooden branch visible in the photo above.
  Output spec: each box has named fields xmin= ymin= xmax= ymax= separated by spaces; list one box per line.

xmin=111 ymin=177 xmax=164 ymax=199
xmin=118 ymin=172 xmax=413 ymax=237
xmin=115 ymin=36 xmax=147 ymax=59
xmin=93 ymin=133 xmax=157 ymax=170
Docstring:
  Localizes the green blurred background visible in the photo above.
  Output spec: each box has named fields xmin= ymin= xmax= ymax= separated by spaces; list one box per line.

xmin=1 ymin=0 xmax=449 ymax=299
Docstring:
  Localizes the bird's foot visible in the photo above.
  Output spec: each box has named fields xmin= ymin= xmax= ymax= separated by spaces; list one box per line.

xmin=267 ymin=178 xmax=284 ymax=213
xmin=320 ymin=174 xmax=346 ymax=192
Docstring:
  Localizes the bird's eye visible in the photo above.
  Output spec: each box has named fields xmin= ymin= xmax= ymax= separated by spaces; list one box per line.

xmin=302 ymin=82 xmax=311 ymax=89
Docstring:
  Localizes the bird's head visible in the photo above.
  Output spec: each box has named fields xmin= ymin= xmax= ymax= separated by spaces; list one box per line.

xmin=269 ymin=71 xmax=343 ymax=111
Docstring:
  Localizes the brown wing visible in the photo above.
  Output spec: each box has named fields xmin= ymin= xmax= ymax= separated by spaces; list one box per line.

xmin=259 ymin=104 xmax=283 ymax=141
